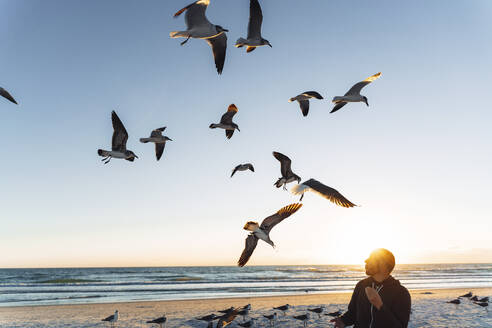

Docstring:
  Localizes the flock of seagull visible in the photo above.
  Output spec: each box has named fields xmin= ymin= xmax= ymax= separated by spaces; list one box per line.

xmin=1 ymin=0 xmax=387 ymax=327
xmin=101 ymin=304 xmax=346 ymax=328
xmin=446 ymin=291 xmax=490 ymax=308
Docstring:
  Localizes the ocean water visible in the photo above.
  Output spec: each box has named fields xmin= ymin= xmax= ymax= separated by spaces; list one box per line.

xmin=0 ymin=264 xmax=491 ymax=307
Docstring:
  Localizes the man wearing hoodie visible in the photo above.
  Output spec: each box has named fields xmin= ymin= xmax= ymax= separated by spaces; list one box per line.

xmin=331 ymin=248 xmax=411 ymax=328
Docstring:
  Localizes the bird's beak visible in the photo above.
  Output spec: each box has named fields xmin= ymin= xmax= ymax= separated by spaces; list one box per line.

xmin=135 ymin=155 xmax=139 ymax=159
xmin=268 ymin=43 xmax=272 ymax=48
xmin=365 ymin=100 xmax=369 ymax=106
xmin=237 ymin=128 xmax=241 ymax=132
xmin=168 ymin=138 xmax=173 ymax=141
xmin=223 ymin=28 xmax=229 ymax=32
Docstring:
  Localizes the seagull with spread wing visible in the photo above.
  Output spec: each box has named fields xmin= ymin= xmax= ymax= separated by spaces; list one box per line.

xmin=0 ymin=87 xmax=17 ymax=105
xmin=291 ymin=179 xmax=356 ymax=207
xmin=170 ymin=0 xmax=228 ymax=74
xmin=289 ymin=91 xmax=323 ymax=117
xmin=331 ymin=72 xmax=381 ymax=113
xmin=238 ymin=203 xmax=303 ymax=267
xmin=210 ymin=104 xmax=240 ymax=139
xmin=98 ymin=111 xmax=138 ymax=164
xmin=235 ymin=0 xmax=271 ymax=52
xmin=231 ymin=163 xmax=254 ymax=177
xmin=140 ymin=127 xmax=172 ymax=161
xmin=273 ymin=151 xmax=301 ymax=190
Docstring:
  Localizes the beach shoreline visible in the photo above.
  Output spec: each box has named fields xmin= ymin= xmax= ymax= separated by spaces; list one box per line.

xmin=1 ymin=287 xmax=491 ymax=327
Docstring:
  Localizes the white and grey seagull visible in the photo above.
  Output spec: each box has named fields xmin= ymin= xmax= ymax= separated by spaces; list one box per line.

xmin=231 ymin=163 xmax=254 ymax=177
xmin=140 ymin=127 xmax=172 ymax=161
xmin=273 ymin=151 xmax=301 ymax=190
xmin=101 ymin=310 xmax=118 ymax=327
xmin=235 ymin=0 xmax=272 ymax=52
xmin=170 ymin=0 xmax=228 ymax=74
xmin=238 ymin=203 xmax=302 ymax=267
xmin=331 ymin=72 xmax=381 ymax=113
xmin=146 ymin=314 xmax=167 ymax=328
xmin=291 ymin=179 xmax=356 ymax=207
xmin=289 ymin=91 xmax=323 ymax=117
xmin=0 ymin=87 xmax=17 ymax=105
xmin=98 ymin=111 xmax=138 ymax=164
xmin=210 ymin=104 xmax=240 ymax=139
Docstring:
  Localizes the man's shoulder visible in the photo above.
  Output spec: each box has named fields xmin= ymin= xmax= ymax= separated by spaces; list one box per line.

xmin=355 ymin=277 xmax=373 ymax=288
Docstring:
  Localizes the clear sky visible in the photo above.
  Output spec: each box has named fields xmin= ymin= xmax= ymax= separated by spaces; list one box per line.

xmin=1 ymin=0 xmax=491 ymax=268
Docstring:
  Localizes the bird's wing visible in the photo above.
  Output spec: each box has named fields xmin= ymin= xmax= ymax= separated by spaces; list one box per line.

xmin=206 ymin=32 xmax=227 ymax=75
xmin=273 ymin=151 xmax=292 ymax=178
xmin=238 ymin=234 xmax=258 ymax=267
xmin=220 ymin=104 xmax=238 ymax=124
xmin=155 ymin=143 xmax=165 ymax=161
xmin=345 ymin=72 xmax=381 ymax=96
xmin=102 ymin=314 xmax=114 ymax=322
xmin=260 ymin=203 xmax=303 ymax=233
xmin=231 ymin=165 xmax=240 ymax=177
xmin=0 ymin=87 xmax=18 ymax=104
xmin=294 ymin=179 xmax=357 ymax=208
xmin=225 ymin=129 xmax=234 ymax=139
xmin=174 ymin=0 xmax=211 ymax=30
xmin=330 ymin=102 xmax=347 ymax=113
xmin=111 ymin=111 xmax=128 ymax=152
xmin=302 ymin=91 xmax=323 ymax=99
xmin=247 ymin=0 xmax=263 ymax=39
xmin=299 ymin=100 xmax=309 ymax=117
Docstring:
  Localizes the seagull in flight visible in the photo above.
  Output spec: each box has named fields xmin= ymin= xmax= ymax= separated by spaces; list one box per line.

xmin=272 ymin=152 xmax=301 ymax=190
xmin=291 ymin=179 xmax=356 ymax=207
xmin=98 ymin=111 xmax=138 ymax=164
xmin=238 ymin=203 xmax=302 ymax=267
xmin=101 ymin=310 xmax=118 ymax=327
xmin=140 ymin=127 xmax=172 ymax=161
xmin=210 ymin=104 xmax=240 ymax=139
xmin=235 ymin=0 xmax=271 ymax=52
xmin=231 ymin=163 xmax=254 ymax=177
xmin=289 ymin=91 xmax=323 ymax=117
xmin=331 ymin=72 xmax=381 ymax=113
xmin=170 ymin=0 xmax=228 ymax=74
xmin=0 ymin=87 xmax=17 ymax=105
xmin=146 ymin=314 xmax=167 ymax=328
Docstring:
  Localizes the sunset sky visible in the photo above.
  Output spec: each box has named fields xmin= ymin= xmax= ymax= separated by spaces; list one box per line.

xmin=1 ymin=0 xmax=491 ymax=268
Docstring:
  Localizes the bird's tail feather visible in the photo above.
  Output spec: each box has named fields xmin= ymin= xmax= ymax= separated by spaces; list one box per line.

xmin=170 ymin=31 xmax=189 ymax=38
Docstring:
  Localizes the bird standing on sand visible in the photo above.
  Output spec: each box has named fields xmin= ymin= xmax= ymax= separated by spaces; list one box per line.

xmin=291 ymin=178 xmax=357 ymax=207
xmin=0 ymin=87 xmax=17 ymax=105
xmin=235 ymin=0 xmax=272 ymax=52
xmin=272 ymin=152 xmax=301 ymax=190
xmin=238 ymin=203 xmax=302 ymax=267
xmin=293 ymin=313 xmax=310 ymax=327
xmin=146 ymin=315 xmax=167 ymax=328
xmin=216 ymin=308 xmax=239 ymax=328
xmin=210 ymin=104 xmax=240 ymax=139
xmin=459 ymin=292 xmax=473 ymax=298
xmin=331 ymin=72 xmax=381 ymax=113
xmin=308 ymin=306 xmax=324 ymax=318
xmin=325 ymin=310 xmax=343 ymax=317
xmin=470 ymin=295 xmax=479 ymax=301
xmin=140 ymin=127 xmax=172 ymax=161
xmin=237 ymin=304 xmax=251 ymax=322
xmin=289 ymin=91 xmax=323 ymax=117
xmin=218 ymin=307 xmax=235 ymax=315
xmin=231 ymin=163 xmax=254 ymax=177
xmin=273 ymin=304 xmax=290 ymax=316
xmin=98 ymin=111 xmax=138 ymax=164
xmin=102 ymin=310 xmax=118 ymax=327
xmin=170 ymin=0 xmax=228 ymax=74
xmin=479 ymin=297 xmax=489 ymax=302
xmin=447 ymin=299 xmax=460 ymax=304
xmin=263 ymin=313 xmax=277 ymax=327
xmin=473 ymin=301 xmax=489 ymax=307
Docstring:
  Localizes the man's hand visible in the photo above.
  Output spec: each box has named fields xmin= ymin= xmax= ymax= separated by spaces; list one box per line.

xmin=365 ymin=286 xmax=383 ymax=310
xmin=330 ymin=317 xmax=345 ymax=328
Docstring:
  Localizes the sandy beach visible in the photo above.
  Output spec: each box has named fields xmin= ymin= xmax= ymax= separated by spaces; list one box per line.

xmin=1 ymin=287 xmax=491 ymax=327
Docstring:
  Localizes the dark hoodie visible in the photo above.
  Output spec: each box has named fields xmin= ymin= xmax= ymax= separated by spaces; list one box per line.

xmin=340 ymin=276 xmax=411 ymax=328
